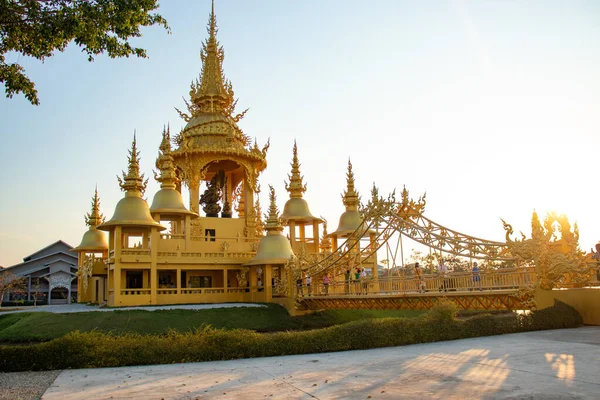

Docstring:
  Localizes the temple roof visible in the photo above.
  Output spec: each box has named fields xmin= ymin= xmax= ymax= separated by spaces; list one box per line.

xmin=73 ymin=187 xmax=108 ymax=252
xmin=281 ymin=141 xmax=321 ymax=224
xmin=150 ymin=126 xmax=198 ymax=217
xmin=99 ymin=136 xmax=165 ymax=231
xmin=171 ymin=1 xmax=268 ymax=190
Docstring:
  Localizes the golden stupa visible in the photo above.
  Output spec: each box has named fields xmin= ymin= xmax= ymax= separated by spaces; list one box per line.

xmin=72 ymin=2 xmax=378 ymax=309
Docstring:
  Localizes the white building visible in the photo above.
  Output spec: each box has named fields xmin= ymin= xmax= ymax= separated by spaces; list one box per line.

xmin=1 ymin=240 xmax=79 ymax=305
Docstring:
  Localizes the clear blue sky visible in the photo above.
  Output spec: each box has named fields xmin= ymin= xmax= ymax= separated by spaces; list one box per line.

xmin=1 ymin=0 xmax=599 ymax=266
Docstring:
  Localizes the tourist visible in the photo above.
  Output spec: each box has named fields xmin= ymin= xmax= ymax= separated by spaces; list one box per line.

xmin=296 ymin=274 xmax=304 ymax=296
xmin=257 ymin=277 xmax=263 ymax=292
xmin=344 ymin=269 xmax=351 ymax=294
xmin=354 ymin=267 xmax=361 ymax=293
xmin=420 ymin=278 xmax=427 ymax=293
xmin=306 ymin=275 xmax=312 ymax=296
xmin=323 ymin=273 xmax=330 ymax=295
xmin=360 ymin=267 xmax=368 ymax=294
xmin=472 ymin=262 xmax=481 ymax=291
xmin=438 ymin=261 xmax=449 ymax=292
xmin=414 ymin=262 xmax=423 ymax=292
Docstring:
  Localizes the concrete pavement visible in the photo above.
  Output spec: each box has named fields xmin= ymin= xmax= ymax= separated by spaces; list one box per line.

xmin=41 ymin=326 xmax=600 ymax=399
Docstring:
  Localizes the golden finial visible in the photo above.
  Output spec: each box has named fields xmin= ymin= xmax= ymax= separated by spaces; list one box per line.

xmin=265 ymin=185 xmax=284 ymax=232
xmin=187 ymin=0 xmax=235 ymax=114
xmin=341 ymin=158 xmax=359 ymax=210
xmin=85 ymin=185 xmax=105 ymax=227
xmin=284 ymin=140 xmax=307 ymax=198
xmin=319 ymin=219 xmax=332 ymax=252
xmin=255 ymin=196 xmax=264 ymax=236
xmin=209 ymin=0 xmax=216 ymax=38
xmin=153 ymin=125 xmax=178 ymax=190
xmin=117 ymin=133 xmax=149 ymax=195
xmin=397 ymin=185 xmax=426 ymax=216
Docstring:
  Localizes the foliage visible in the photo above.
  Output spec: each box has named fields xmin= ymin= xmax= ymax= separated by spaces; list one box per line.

xmin=0 ymin=271 xmax=26 ymax=309
xmin=0 ymin=305 xmax=425 ymax=342
xmin=0 ymin=0 xmax=169 ymax=105
xmin=30 ymin=278 xmax=42 ymax=307
xmin=0 ymin=301 xmax=582 ymax=372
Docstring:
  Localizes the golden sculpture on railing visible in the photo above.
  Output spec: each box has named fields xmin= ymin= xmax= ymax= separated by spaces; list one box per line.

xmin=503 ymin=211 xmax=591 ymax=290
xmin=77 ymin=255 xmax=95 ymax=294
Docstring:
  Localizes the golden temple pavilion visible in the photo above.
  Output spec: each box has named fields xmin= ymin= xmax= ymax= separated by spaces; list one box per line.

xmin=72 ymin=3 xmax=378 ymax=309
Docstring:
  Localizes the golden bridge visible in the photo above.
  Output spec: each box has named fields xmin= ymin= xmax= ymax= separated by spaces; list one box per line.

xmin=286 ymin=186 xmax=599 ymax=315
xmin=297 ymin=267 xmax=537 ymax=311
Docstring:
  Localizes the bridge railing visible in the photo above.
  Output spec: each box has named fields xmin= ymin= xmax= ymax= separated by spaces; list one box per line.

xmin=298 ymin=268 xmax=536 ymax=297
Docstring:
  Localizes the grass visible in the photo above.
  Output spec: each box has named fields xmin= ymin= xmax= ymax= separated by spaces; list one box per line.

xmin=0 ymin=304 xmax=426 ymax=342
xmin=0 ymin=301 xmax=584 ymax=372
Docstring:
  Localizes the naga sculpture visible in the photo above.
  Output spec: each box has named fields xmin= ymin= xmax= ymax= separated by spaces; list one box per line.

xmin=199 ymin=176 xmax=222 ymax=217
xmin=503 ymin=211 xmax=591 ymax=290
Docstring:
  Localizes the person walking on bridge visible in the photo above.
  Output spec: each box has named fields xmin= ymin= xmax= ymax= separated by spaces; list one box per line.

xmin=344 ymin=269 xmax=351 ymax=294
xmin=414 ymin=262 xmax=424 ymax=292
xmin=472 ymin=262 xmax=481 ymax=291
xmin=438 ymin=261 xmax=449 ymax=292
xmin=305 ymin=275 xmax=312 ymax=296
xmin=323 ymin=273 xmax=330 ymax=295
xmin=360 ymin=267 xmax=369 ymax=295
xmin=297 ymin=274 xmax=304 ymax=297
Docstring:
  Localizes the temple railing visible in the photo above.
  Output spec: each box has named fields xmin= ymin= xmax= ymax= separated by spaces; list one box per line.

xmin=298 ymin=268 xmax=536 ymax=297
xmin=121 ymin=289 xmax=151 ymax=296
xmin=118 ymin=287 xmax=260 ymax=296
xmin=121 ymin=249 xmax=151 ymax=256
xmin=159 ymin=233 xmax=185 ymax=240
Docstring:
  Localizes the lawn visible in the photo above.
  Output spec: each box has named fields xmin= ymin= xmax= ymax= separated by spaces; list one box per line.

xmin=0 ymin=304 xmax=426 ymax=342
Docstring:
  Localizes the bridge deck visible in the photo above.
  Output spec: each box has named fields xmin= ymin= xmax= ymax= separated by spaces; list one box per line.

xmin=299 ymin=289 xmax=524 ymax=311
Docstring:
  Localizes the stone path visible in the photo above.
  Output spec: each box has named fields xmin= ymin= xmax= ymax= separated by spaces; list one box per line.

xmin=0 ymin=303 xmax=266 ymax=314
xmin=38 ymin=326 xmax=600 ymax=400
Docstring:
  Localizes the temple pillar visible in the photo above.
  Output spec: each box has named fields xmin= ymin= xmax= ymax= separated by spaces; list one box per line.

xmin=150 ymin=227 xmax=158 ymax=304
xmin=184 ymin=215 xmax=191 ymax=249
xmin=114 ymin=226 xmax=122 ymax=257
xmin=243 ymin=176 xmax=254 ymax=218
xmin=299 ymin=225 xmax=306 ymax=245
xmin=264 ymin=264 xmax=272 ymax=301
xmin=249 ymin=265 xmax=258 ymax=301
xmin=176 ymin=268 xmax=181 ymax=294
xmin=189 ymin=181 xmax=200 ymax=214
xmin=223 ymin=269 xmax=228 ymax=289
xmin=312 ymin=221 xmax=320 ymax=253
xmin=289 ymin=221 xmax=296 ymax=251
xmin=113 ymin=271 xmax=121 ymax=305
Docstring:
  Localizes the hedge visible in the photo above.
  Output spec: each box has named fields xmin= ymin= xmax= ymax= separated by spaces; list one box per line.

xmin=0 ymin=300 xmax=583 ymax=372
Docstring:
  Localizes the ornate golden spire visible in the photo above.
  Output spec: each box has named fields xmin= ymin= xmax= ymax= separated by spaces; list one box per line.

xmin=117 ymin=133 xmax=149 ymax=195
xmin=85 ymin=186 xmax=105 ymax=227
xmin=342 ymin=159 xmax=359 ymax=211
xmin=247 ymin=185 xmax=295 ymax=266
xmin=72 ymin=186 xmax=109 ymax=252
xmin=319 ymin=220 xmax=332 ymax=253
xmin=255 ymin=196 xmax=265 ymax=236
xmin=265 ymin=185 xmax=284 ymax=232
xmin=186 ymin=0 xmax=235 ymax=115
xmin=154 ymin=125 xmax=178 ymax=190
xmin=285 ymin=140 xmax=307 ymax=199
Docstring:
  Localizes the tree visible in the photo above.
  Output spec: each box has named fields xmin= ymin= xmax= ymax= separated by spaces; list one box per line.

xmin=31 ymin=277 xmax=42 ymax=307
xmin=0 ymin=271 xmax=26 ymax=308
xmin=1 ymin=0 xmax=169 ymax=105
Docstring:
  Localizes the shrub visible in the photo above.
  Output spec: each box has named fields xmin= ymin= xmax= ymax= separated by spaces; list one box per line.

xmin=0 ymin=300 xmax=583 ymax=372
